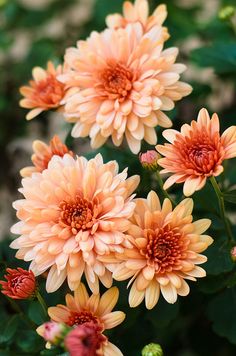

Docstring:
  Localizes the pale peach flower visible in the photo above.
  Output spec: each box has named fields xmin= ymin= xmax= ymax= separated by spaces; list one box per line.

xmin=48 ymin=283 xmax=124 ymax=355
xmin=10 ymin=154 xmax=139 ymax=293
xmin=20 ymin=135 xmax=73 ymax=177
xmin=60 ymin=23 xmax=192 ymax=153
xmin=19 ymin=61 xmax=65 ymax=120
xmin=106 ymin=0 xmax=169 ymax=39
xmin=111 ymin=191 xmax=213 ymax=308
xmin=156 ymin=108 xmax=236 ymax=196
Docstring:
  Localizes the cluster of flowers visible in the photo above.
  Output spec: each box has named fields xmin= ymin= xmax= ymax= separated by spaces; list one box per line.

xmin=1 ymin=0 xmax=236 ymax=355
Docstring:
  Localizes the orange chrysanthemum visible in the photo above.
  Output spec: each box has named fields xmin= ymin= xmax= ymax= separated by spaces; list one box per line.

xmin=156 ymin=108 xmax=236 ymax=196
xmin=19 ymin=61 xmax=65 ymax=120
xmin=48 ymin=283 xmax=124 ymax=355
xmin=20 ymin=135 xmax=73 ymax=177
xmin=106 ymin=0 xmax=168 ymax=37
xmin=111 ymin=191 xmax=213 ymax=308
xmin=60 ymin=23 xmax=192 ymax=153
xmin=10 ymin=154 xmax=139 ymax=293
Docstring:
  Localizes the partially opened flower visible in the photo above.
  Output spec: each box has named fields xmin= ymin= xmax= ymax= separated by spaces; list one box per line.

xmin=60 ymin=23 xmax=192 ymax=153
xmin=156 ymin=108 xmax=236 ymax=196
xmin=0 ymin=267 xmax=36 ymax=300
xmin=36 ymin=321 xmax=69 ymax=345
xmin=64 ymin=322 xmax=108 ymax=356
xmin=139 ymin=150 xmax=160 ymax=170
xmin=48 ymin=284 xmax=125 ymax=337
xmin=10 ymin=154 xmax=139 ymax=293
xmin=19 ymin=61 xmax=65 ymax=120
xmin=20 ymin=135 xmax=73 ymax=177
xmin=112 ymin=191 xmax=213 ymax=308
xmin=106 ymin=0 xmax=169 ymax=38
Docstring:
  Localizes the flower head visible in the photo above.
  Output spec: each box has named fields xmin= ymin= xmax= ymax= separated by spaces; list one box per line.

xmin=142 ymin=343 xmax=163 ymax=356
xmin=60 ymin=23 xmax=191 ymax=153
xmin=36 ymin=321 xmax=69 ymax=345
xmin=231 ymin=246 xmax=236 ymax=262
xmin=139 ymin=150 xmax=160 ymax=170
xmin=48 ymin=284 xmax=125 ymax=342
xmin=112 ymin=191 xmax=213 ymax=308
xmin=0 ymin=267 xmax=36 ymax=299
xmin=19 ymin=61 xmax=65 ymax=120
xmin=20 ymin=135 xmax=73 ymax=177
xmin=106 ymin=0 xmax=169 ymax=37
xmin=156 ymin=108 xmax=236 ymax=196
xmin=64 ymin=322 xmax=107 ymax=356
xmin=11 ymin=154 xmax=139 ymax=293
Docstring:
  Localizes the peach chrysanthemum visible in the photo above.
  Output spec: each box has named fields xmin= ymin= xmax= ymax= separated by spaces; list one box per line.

xmin=112 ymin=191 xmax=213 ymax=308
xmin=106 ymin=0 xmax=168 ymax=37
xmin=48 ymin=283 xmax=124 ymax=355
xmin=60 ymin=23 xmax=192 ymax=153
xmin=10 ymin=153 xmax=139 ymax=293
xmin=19 ymin=61 xmax=65 ymax=120
xmin=20 ymin=135 xmax=73 ymax=177
xmin=156 ymin=108 xmax=236 ymax=196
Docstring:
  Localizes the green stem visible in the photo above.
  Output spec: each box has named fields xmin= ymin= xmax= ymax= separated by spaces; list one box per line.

xmin=36 ymin=291 xmax=48 ymax=317
xmin=156 ymin=171 xmax=176 ymax=206
xmin=6 ymin=297 xmax=36 ymax=328
xmin=210 ymin=176 xmax=234 ymax=245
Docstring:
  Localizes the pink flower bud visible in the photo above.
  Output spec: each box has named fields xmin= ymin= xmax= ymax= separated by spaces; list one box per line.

xmin=65 ymin=322 xmax=107 ymax=356
xmin=231 ymin=246 xmax=236 ymax=262
xmin=139 ymin=150 xmax=160 ymax=170
xmin=37 ymin=321 xmax=69 ymax=345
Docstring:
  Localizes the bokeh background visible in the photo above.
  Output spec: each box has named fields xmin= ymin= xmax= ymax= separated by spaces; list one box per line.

xmin=0 ymin=0 xmax=236 ymax=355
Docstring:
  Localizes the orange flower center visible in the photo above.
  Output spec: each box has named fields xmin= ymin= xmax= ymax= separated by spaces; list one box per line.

xmin=67 ymin=311 xmax=99 ymax=326
xmin=142 ymin=225 xmax=188 ymax=273
xmin=31 ymin=74 xmax=64 ymax=107
xmin=59 ymin=196 xmax=99 ymax=234
xmin=99 ymin=61 xmax=134 ymax=102
xmin=175 ymin=131 xmax=224 ymax=175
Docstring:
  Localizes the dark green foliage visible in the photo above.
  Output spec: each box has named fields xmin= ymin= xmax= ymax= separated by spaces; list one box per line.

xmin=1 ymin=0 xmax=236 ymax=355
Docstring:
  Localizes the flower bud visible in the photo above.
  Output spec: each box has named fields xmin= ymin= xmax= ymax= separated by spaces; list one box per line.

xmin=0 ymin=268 xmax=36 ymax=300
xmin=142 ymin=343 xmax=163 ymax=356
xmin=139 ymin=150 xmax=160 ymax=171
xmin=219 ymin=6 xmax=235 ymax=21
xmin=231 ymin=246 xmax=236 ymax=262
xmin=65 ymin=322 xmax=107 ymax=356
xmin=36 ymin=321 xmax=70 ymax=345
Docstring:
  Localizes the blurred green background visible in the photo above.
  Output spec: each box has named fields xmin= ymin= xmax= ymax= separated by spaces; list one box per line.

xmin=0 ymin=0 xmax=236 ymax=355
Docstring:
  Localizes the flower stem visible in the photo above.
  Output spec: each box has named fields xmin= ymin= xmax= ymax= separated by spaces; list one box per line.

xmin=156 ymin=171 xmax=176 ymax=206
xmin=36 ymin=291 xmax=48 ymax=317
xmin=6 ymin=297 xmax=36 ymax=328
xmin=210 ymin=176 xmax=234 ymax=245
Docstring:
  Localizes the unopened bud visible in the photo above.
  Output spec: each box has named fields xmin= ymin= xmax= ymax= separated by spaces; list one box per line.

xmin=219 ymin=6 xmax=235 ymax=21
xmin=139 ymin=150 xmax=160 ymax=171
xmin=231 ymin=246 xmax=236 ymax=262
xmin=142 ymin=343 xmax=163 ymax=356
xmin=36 ymin=321 xmax=70 ymax=346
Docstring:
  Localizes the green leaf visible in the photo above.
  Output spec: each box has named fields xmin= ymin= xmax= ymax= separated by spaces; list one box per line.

xmin=207 ymin=287 xmax=236 ymax=344
xmin=0 ymin=315 xmax=19 ymax=344
xmin=204 ymin=235 xmax=234 ymax=275
xmin=16 ymin=329 xmax=43 ymax=353
xmin=191 ymin=42 xmax=236 ymax=74
xmin=224 ymin=189 xmax=236 ymax=204
xmin=28 ymin=301 xmax=47 ymax=325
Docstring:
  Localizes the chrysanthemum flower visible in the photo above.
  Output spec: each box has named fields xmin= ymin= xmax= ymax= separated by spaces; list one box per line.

xmin=60 ymin=23 xmax=192 ymax=153
xmin=112 ymin=191 xmax=213 ymax=308
xmin=0 ymin=268 xmax=36 ymax=300
xmin=20 ymin=135 xmax=73 ymax=177
xmin=10 ymin=154 xmax=139 ymax=293
xmin=64 ymin=322 xmax=108 ymax=356
xmin=36 ymin=321 xmax=69 ymax=345
xmin=106 ymin=0 xmax=168 ymax=37
xmin=19 ymin=61 xmax=65 ymax=120
xmin=48 ymin=283 xmax=124 ymax=355
xmin=156 ymin=108 xmax=236 ymax=196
